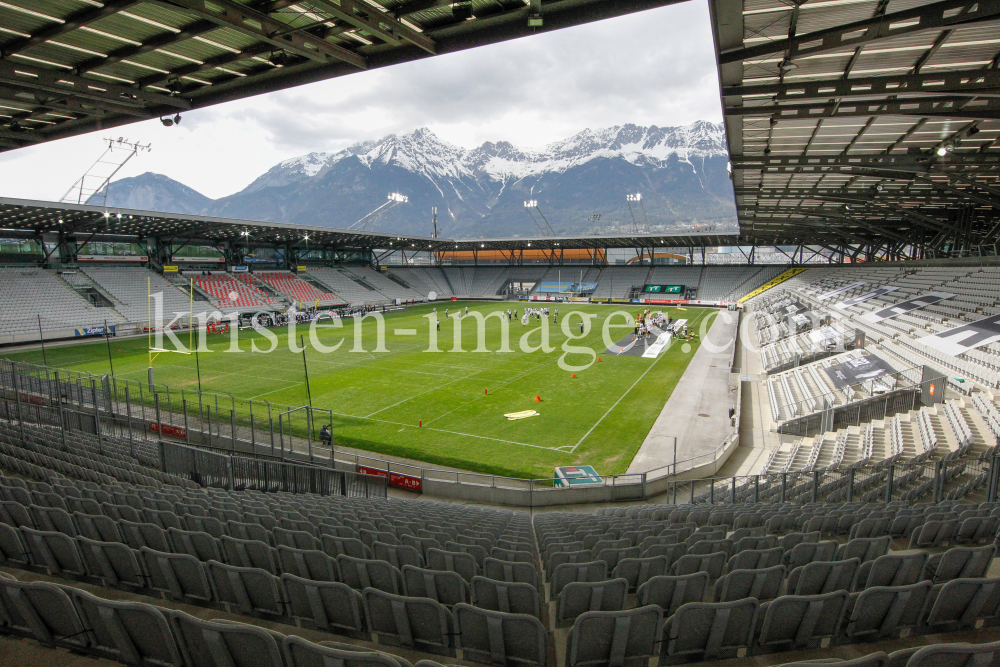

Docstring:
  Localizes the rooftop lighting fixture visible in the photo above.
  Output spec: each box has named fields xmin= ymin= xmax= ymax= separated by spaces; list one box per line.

xmin=936 ymin=146 xmax=949 ymax=156
xmin=626 ymin=193 xmax=641 ymax=202
xmin=524 ymin=200 xmax=537 ymax=208
xmin=388 ymin=192 xmax=408 ymax=203
xmin=160 ymin=114 xmax=182 ymax=126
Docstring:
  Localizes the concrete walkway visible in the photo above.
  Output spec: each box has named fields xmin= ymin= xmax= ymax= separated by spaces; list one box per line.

xmin=627 ymin=310 xmax=740 ymax=473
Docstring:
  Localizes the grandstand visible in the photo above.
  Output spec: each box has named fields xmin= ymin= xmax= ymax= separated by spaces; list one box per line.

xmin=82 ymin=266 xmax=194 ymax=322
xmin=252 ymin=271 xmax=344 ymax=307
xmin=195 ymin=273 xmax=279 ymax=312
xmin=0 ymin=268 xmax=123 ymax=340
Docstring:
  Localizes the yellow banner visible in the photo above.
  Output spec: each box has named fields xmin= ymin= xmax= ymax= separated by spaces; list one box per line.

xmin=163 ymin=266 xmax=179 ymax=272
xmin=738 ymin=267 xmax=807 ymax=303
xmin=297 ymin=265 xmax=307 ymax=272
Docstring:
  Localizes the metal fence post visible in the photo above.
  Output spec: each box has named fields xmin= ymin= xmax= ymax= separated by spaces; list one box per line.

xmin=710 ymin=481 xmax=714 ymax=505
xmin=812 ymin=471 xmax=819 ymax=503
xmin=54 ymin=370 xmax=67 ymax=450
xmin=92 ymin=378 xmax=103 ymax=455
xmin=125 ymin=383 xmax=134 ymax=458
xmin=690 ymin=481 xmax=695 ymax=504
xmin=154 ymin=393 xmax=162 ymax=451
xmin=13 ymin=368 xmax=24 ymax=442
xmin=754 ymin=475 xmax=759 ymax=504
xmin=731 ymin=477 xmax=736 ymax=504
xmin=781 ymin=473 xmax=787 ymax=504
xmin=934 ymin=460 xmax=944 ymax=504
xmin=250 ymin=400 xmax=255 ymax=450
xmin=989 ymin=458 xmax=1000 ymax=504
xmin=183 ymin=394 xmax=190 ymax=443
xmin=848 ymin=468 xmax=855 ymax=503
xmin=885 ymin=464 xmax=894 ymax=503
xmin=230 ymin=410 xmax=236 ymax=454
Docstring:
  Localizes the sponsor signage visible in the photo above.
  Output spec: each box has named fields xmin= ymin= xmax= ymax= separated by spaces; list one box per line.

xmin=297 ymin=266 xmax=308 ymax=272
xmin=738 ymin=267 xmax=807 ymax=303
xmin=554 ymin=465 xmax=603 ymax=487
xmin=835 ymin=286 xmax=899 ymax=310
xmin=173 ymin=256 xmax=225 ymax=263
xmin=231 ymin=265 xmax=248 ymax=273
xmin=824 ymin=355 xmax=896 ymax=389
xmin=862 ymin=292 xmax=954 ymax=323
xmin=537 ymin=282 xmax=599 ymax=293
xmin=74 ymin=325 xmax=114 ymax=336
xmin=357 ymin=465 xmax=422 ymax=492
xmin=78 ymin=255 xmax=147 ymax=262
xmin=643 ymin=284 xmax=684 ymax=294
xmin=163 ymin=266 xmax=179 ymax=272
xmin=244 ymin=257 xmax=278 ymax=264
xmin=149 ymin=422 xmax=187 ymax=438
xmin=916 ymin=313 xmax=1000 ymax=356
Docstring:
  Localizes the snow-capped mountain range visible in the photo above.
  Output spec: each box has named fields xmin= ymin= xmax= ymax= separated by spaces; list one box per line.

xmin=105 ymin=121 xmax=736 ymax=237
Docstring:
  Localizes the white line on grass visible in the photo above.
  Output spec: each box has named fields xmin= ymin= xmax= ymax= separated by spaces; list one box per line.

xmin=568 ymin=308 xmax=712 ymax=453
xmin=363 ymin=371 xmax=482 ymax=418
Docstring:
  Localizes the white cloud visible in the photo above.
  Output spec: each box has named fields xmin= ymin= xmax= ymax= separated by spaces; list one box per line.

xmin=0 ymin=1 xmax=721 ymax=201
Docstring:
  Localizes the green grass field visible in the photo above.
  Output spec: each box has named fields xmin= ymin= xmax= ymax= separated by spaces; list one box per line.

xmin=2 ymin=302 xmax=716 ymax=480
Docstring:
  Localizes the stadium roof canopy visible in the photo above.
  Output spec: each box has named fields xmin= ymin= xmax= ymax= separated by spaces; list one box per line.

xmin=0 ymin=197 xmax=741 ymax=250
xmin=0 ymin=0 xmax=681 ymax=152
xmin=710 ymin=0 xmax=1000 ymax=260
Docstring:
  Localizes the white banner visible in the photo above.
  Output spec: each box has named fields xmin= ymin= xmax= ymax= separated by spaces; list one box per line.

xmin=835 ymin=286 xmax=898 ymax=310
xmin=916 ymin=314 xmax=1000 ymax=356
xmin=816 ymin=281 xmax=867 ymax=300
xmin=861 ymin=292 xmax=953 ymax=323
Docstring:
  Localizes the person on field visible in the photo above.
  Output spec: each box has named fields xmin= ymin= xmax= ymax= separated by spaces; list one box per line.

xmin=319 ymin=424 xmax=332 ymax=447
xmin=465 ymin=306 xmax=469 ymax=316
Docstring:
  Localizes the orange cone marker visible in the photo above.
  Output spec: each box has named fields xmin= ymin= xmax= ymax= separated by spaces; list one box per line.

xmin=419 ymin=420 xmax=422 ymax=427
xmin=534 ymin=395 xmax=541 ymax=402
xmin=598 ymin=358 xmax=602 ymax=362
xmin=572 ymin=374 xmax=577 ymax=378
xmin=485 ymin=389 xmax=488 ymax=395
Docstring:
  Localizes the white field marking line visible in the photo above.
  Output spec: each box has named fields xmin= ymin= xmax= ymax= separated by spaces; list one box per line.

xmin=569 ymin=309 xmax=712 ymax=453
xmin=420 ymin=351 xmax=566 ymax=427
xmin=364 ymin=371 xmax=483 ymax=418
xmin=247 ymin=378 xmax=302 ymax=400
xmin=326 ymin=409 xmax=562 ymax=451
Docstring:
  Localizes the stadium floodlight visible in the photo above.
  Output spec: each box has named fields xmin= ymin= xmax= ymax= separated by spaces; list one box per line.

xmin=524 ymin=200 xmax=537 ymax=208
xmin=388 ymin=192 xmax=408 ymax=203
xmin=936 ymin=146 xmax=949 ymax=157
xmin=626 ymin=193 xmax=641 ymax=202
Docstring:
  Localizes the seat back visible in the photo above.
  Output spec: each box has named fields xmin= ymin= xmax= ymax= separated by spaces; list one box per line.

xmin=470 ymin=576 xmax=540 ymax=618
xmin=635 ymin=573 xmax=709 ymax=617
xmin=167 ymin=609 xmax=285 ymax=667
xmin=483 ymin=557 xmax=540 ymax=591
xmin=663 ymin=598 xmax=759 ymax=662
xmin=713 ymin=565 xmax=784 ymax=602
xmin=556 ymin=578 xmax=629 ymax=628
xmin=361 ymin=588 xmax=455 ymax=656
xmin=844 ymin=581 xmax=933 ymax=640
xmin=280 ymin=574 xmax=367 ymax=637
xmin=71 ymin=588 xmax=182 ymax=667
xmin=454 ymin=603 xmax=547 ymax=667
xmin=566 ymin=606 xmax=663 ymax=667
xmin=789 ymin=558 xmax=860 ymax=595
xmin=337 ymin=555 xmax=403 ymax=594
xmin=757 ymin=591 xmax=849 ymax=651
xmin=401 ymin=566 xmax=470 ymax=607
xmin=857 ymin=552 xmax=928 ymax=591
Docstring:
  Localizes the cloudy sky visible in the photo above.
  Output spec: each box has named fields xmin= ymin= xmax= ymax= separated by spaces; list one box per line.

xmin=0 ymin=1 xmax=721 ymax=201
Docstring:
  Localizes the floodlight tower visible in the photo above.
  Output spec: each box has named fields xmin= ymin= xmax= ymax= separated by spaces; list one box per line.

xmin=349 ymin=192 xmax=409 ymax=231
xmin=432 ymin=207 xmax=438 ymax=238
xmin=523 ymin=200 xmax=555 ymax=236
xmin=61 ymin=138 xmax=151 ymax=206
xmin=625 ymin=193 xmax=650 ymax=233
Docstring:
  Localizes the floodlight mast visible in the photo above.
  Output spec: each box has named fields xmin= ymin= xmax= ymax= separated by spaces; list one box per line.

xmin=625 ymin=193 xmax=649 ymax=233
xmin=523 ymin=200 xmax=555 ymax=236
xmin=61 ymin=138 xmax=151 ymax=206
xmin=348 ymin=193 xmax=409 ymax=231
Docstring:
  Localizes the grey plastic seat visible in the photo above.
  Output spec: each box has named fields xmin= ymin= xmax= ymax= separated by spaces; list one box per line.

xmin=551 ymin=561 xmax=608 ymax=596
xmin=779 ymin=653 xmax=888 ymax=666
xmin=221 ymin=536 xmax=278 ymax=574
xmin=0 ymin=500 xmax=33 ymax=528
xmin=227 ymin=520 xmax=274 ymax=546
xmin=788 ymin=558 xmax=861 ymax=595
xmin=454 ymin=603 xmax=547 ymax=667
xmin=925 ymin=545 xmax=995 ymax=584
xmin=635 ymin=573 xmax=709 ymax=617
xmin=0 ymin=578 xmax=90 ymax=650
xmin=186 ymin=516 xmax=226 ymax=539
xmin=71 ymin=588 xmax=183 ymax=667
xmin=922 ymin=577 xmax=1000 ymax=632
xmin=566 ymin=606 xmax=663 ymax=667
xmin=362 ymin=588 xmax=456 ymax=656
xmin=168 ymin=528 xmax=222 ymax=562
xmin=908 ymin=520 xmax=958 ymax=549
xmin=322 ymin=534 xmax=373 ymax=560
xmin=687 ymin=538 xmax=732 ymax=557
xmin=402 ymin=565 xmax=470 ymax=607
xmin=205 ymin=560 xmax=284 ymax=617
xmin=167 ymin=608 xmax=286 ymax=667
xmin=905 ymin=640 xmax=1000 ymax=666
xmin=756 ymin=591 xmax=849 ymax=653
xmin=146 ymin=509 xmax=184 ymax=531
xmin=556 ymin=578 xmax=629 ymax=628
xmin=779 ymin=532 xmax=820 ymax=552
xmin=471 ymin=576 xmax=541 ymax=618
xmin=661 ymin=598 xmax=759 ymax=664
xmin=76 ymin=536 xmax=146 ymax=590
xmin=282 ymin=635 xmax=410 ymax=667
xmin=489 ymin=547 xmax=534 ymax=565
xmin=274 ymin=526 xmax=320 ymax=550
xmin=30 ymin=505 xmax=77 ymax=536
xmin=670 ymin=552 xmax=726 ymax=580
xmin=784 ymin=541 xmax=838 ymax=570
xmin=836 ymin=536 xmax=890 ymax=564
xmin=849 ymin=517 xmax=890 ymax=541
xmin=727 ymin=547 xmax=783 ymax=572
xmin=74 ymin=512 xmax=122 ymax=543
xmin=713 ymin=565 xmax=784 ymax=602
xmin=854 ymin=552 xmax=928 ymax=591
xmin=374 ymin=541 xmax=424 ymax=569
xmin=140 ymin=548 xmax=213 ymax=604
xmin=120 ymin=521 xmax=171 ymax=552
xmin=280 ymin=574 xmax=367 ymax=637
xmin=403 ymin=534 xmax=443 ymax=559
xmin=547 ymin=549 xmax=597 ymax=577
xmin=426 ymin=548 xmax=480 ymax=583
xmin=843 ymin=581 xmax=932 ymax=640
xmin=733 ymin=535 xmax=777 ymax=554
xmin=338 ymin=555 xmax=404 ymax=593
xmin=613 ymin=555 xmax=670 ymax=592
xmin=20 ymin=527 xmax=87 ymax=577
xmin=276 ymin=545 xmax=339 ymax=582
xmin=0 ymin=521 xmax=31 ymax=567
xmin=483 ymin=557 xmax=540 ymax=591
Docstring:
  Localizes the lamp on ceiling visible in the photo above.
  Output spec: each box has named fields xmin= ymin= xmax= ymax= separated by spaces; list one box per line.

xmin=160 ymin=114 xmax=182 ymax=127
